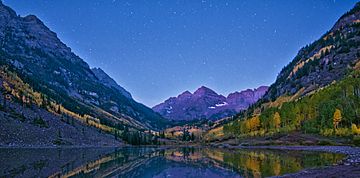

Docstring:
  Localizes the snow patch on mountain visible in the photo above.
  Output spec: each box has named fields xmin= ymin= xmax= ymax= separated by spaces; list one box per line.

xmin=215 ymin=102 xmax=228 ymax=107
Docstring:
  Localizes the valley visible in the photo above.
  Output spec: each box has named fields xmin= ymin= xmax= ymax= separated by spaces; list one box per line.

xmin=0 ymin=1 xmax=360 ymax=177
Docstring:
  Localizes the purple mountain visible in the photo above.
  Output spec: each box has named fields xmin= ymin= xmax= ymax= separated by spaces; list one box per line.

xmin=152 ymin=86 xmax=268 ymax=121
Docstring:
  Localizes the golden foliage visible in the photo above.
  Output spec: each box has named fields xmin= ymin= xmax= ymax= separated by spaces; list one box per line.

xmin=273 ymin=159 xmax=281 ymax=176
xmin=245 ymin=157 xmax=260 ymax=174
xmin=320 ymin=128 xmax=334 ymax=136
xmin=265 ymin=88 xmax=305 ymax=108
xmin=204 ymin=126 xmax=224 ymax=141
xmin=248 ymin=116 xmax=261 ymax=131
xmin=273 ymin=112 xmax=281 ymax=129
xmin=0 ymin=67 xmax=114 ymax=134
xmin=333 ymin=109 xmax=342 ymax=129
xmin=0 ymin=68 xmax=43 ymax=106
xmin=334 ymin=128 xmax=351 ymax=136
xmin=352 ymin=124 xmax=360 ymax=135
xmin=288 ymin=45 xmax=334 ymax=79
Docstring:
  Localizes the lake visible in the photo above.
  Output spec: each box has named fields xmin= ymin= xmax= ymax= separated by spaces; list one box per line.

xmin=0 ymin=147 xmax=345 ymax=178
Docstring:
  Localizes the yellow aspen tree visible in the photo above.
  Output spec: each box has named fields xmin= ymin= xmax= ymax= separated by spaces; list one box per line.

xmin=333 ymin=109 xmax=342 ymax=130
xmin=273 ymin=159 xmax=281 ymax=176
xmin=253 ymin=116 xmax=260 ymax=131
xmin=273 ymin=112 xmax=281 ymax=129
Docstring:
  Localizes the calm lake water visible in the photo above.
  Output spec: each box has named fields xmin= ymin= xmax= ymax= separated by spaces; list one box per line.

xmin=0 ymin=147 xmax=345 ymax=178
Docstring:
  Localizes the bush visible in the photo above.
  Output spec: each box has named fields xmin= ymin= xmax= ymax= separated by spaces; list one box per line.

xmin=335 ymin=128 xmax=352 ymax=137
xmin=302 ymin=120 xmax=319 ymax=134
xmin=352 ymin=124 xmax=360 ymax=135
xmin=265 ymin=131 xmax=276 ymax=136
xmin=353 ymin=136 xmax=360 ymax=146
xmin=33 ymin=117 xmax=48 ymax=128
xmin=279 ymin=125 xmax=296 ymax=133
xmin=11 ymin=112 xmax=26 ymax=122
xmin=318 ymin=140 xmax=335 ymax=146
xmin=320 ymin=128 xmax=334 ymax=137
xmin=258 ymin=129 xmax=266 ymax=137
xmin=52 ymin=138 xmax=71 ymax=145
xmin=249 ymin=132 xmax=257 ymax=137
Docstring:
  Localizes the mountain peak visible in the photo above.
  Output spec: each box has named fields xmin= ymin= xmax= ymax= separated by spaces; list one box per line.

xmin=355 ymin=2 xmax=360 ymax=10
xmin=194 ymin=86 xmax=218 ymax=96
xmin=199 ymin=85 xmax=211 ymax=90
xmin=153 ymin=85 xmax=267 ymax=121
xmin=0 ymin=1 xmax=16 ymax=19
xmin=331 ymin=2 xmax=360 ymax=32
xmin=178 ymin=90 xmax=192 ymax=98
xmin=24 ymin=14 xmax=40 ymax=21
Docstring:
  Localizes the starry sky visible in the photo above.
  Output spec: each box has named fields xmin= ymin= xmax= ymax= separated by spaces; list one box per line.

xmin=3 ymin=0 xmax=359 ymax=107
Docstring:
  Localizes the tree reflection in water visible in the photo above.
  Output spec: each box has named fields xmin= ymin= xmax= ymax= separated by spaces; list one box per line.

xmin=0 ymin=147 xmax=345 ymax=178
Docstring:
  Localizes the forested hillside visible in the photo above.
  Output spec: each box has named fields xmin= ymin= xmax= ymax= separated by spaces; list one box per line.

xmin=223 ymin=70 xmax=360 ymax=138
xmin=209 ymin=2 xmax=360 ymax=142
xmin=264 ymin=2 xmax=360 ymax=101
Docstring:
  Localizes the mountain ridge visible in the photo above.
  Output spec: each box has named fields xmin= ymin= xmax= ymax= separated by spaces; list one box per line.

xmin=0 ymin=1 xmax=168 ymax=133
xmin=91 ymin=67 xmax=132 ymax=99
xmin=264 ymin=2 xmax=360 ymax=102
xmin=208 ymin=1 xmax=360 ymax=142
xmin=153 ymin=86 xmax=268 ymax=121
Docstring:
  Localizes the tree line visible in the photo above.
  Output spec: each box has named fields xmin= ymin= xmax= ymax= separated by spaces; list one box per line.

xmin=224 ymin=70 xmax=360 ymax=138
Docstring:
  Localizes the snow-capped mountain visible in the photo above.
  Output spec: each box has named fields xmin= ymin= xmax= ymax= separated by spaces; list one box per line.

xmin=152 ymin=86 xmax=268 ymax=121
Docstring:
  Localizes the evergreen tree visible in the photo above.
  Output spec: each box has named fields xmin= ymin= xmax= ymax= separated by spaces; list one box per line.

xmin=56 ymin=105 xmax=61 ymax=114
xmin=190 ymin=133 xmax=195 ymax=141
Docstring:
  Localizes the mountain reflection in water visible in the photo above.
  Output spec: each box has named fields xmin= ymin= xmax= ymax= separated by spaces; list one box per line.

xmin=0 ymin=147 xmax=345 ymax=178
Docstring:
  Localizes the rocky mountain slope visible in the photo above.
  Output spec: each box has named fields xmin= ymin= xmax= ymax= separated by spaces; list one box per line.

xmin=0 ymin=0 xmax=168 ymax=143
xmin=264 ymin=2 xmax=360 ymax=102
xmin=0 ymin=86 xmax=122 ymax=147
xmin=91 ymin=67 xmax=132 ymax=99
xmin=207 ymin=2 xmax=360 ymax=141
xmin=153 ymin=86 xmax=268 ymax=121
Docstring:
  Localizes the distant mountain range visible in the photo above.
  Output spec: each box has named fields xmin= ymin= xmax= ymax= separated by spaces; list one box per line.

xmin=153 ymin=86 xmax=268 ymax=121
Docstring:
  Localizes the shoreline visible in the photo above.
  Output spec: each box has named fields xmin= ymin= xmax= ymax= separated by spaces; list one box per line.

xmin=0 ymin=144 xmax=125 ymax=149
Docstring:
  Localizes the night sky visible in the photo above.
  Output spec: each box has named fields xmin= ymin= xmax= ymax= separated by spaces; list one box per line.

xmin=4 ymin=0 xmax=359 ymax=107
